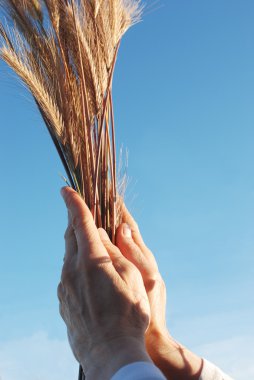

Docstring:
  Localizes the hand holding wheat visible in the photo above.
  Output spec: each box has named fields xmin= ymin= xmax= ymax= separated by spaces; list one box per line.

xmin=0 ymin=1 xmax=143 ymax=378
xmin=58 ymin=186 xmax=151 ymax=380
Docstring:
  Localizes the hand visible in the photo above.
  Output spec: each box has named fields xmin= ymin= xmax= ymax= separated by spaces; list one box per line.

xmin=116 ymin=205 xmax=167 ymax=342
xmin=58 ymin=188 xmax=151 ymax=380
xmin=116 ymin=206 xmax=203 ymax=380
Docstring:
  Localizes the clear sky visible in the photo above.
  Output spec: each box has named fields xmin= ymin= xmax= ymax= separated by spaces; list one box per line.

xmin=0 ymin=1 xmax=254 ymax=379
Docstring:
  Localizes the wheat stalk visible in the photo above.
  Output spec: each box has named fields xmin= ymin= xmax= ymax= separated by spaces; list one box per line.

xmin=0 ymin=0 xmax=142 ymax=233
xmin=0 ymin=1 xmax=143 ymax=378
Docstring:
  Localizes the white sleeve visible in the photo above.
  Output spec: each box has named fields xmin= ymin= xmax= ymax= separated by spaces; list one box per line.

xmin=111 ymin=358 xmax=234 ymax=380
xmin=111 ymin=361 xmax=166 ymax=380
xmin=200 ymin=359 xmax=234 ymax=380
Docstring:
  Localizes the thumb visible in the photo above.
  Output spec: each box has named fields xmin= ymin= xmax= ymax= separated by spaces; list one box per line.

xmin=61 ymin=187 xmax=107 ymax=262
xmin=116 ymin=223 xmax=153 ymax=279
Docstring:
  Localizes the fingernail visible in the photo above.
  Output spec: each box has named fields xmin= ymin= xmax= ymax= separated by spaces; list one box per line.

xmin=123 ymin=224 xmax=132 ymax=238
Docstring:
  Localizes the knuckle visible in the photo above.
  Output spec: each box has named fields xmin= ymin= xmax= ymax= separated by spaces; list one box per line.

xmin=57 ymin=282 xmax=64 ymax=301
xmin=112 ymin=255 xmax=125 ymax=268
xmin=64 ymin=225 xmax=74 ymax=240
xmin=71 ymin=216 xmax=97 ymax=243
xmin=150 ymin=271 xmax=162 ymax=283
xmin=113 ymin=258 xmax=130 ymax=276
xmin=72 ymin=215 xmax=86 ymax=230
xmin=122 ymin=259 xmax=137 ymax=277
xmin=72 ymin=215 xmax=92 ymax=236
xmin=145 ymin=272 xmax=165 ymax=292
xmin=121 ymin=236 xmax=133 ymax=249
xmin=84 ymin=257 xmax=112 ymax=275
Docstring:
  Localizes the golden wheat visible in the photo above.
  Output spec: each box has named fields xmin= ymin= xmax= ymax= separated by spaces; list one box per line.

xmin=0 ymin=1 xmax=143 ymax=378
xmin=0 ymin=0 xmax=142 ymax=227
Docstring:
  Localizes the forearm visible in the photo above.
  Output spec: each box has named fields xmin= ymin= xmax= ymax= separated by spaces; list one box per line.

xmin=146 ymin=329 xmax=203 ymax=380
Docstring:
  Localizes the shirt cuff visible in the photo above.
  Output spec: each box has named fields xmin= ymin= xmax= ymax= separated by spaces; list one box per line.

xmin=111 ymin=361 xmax=166 ymax=380
xmin=200 ymin=359 xmax=234 ymax=380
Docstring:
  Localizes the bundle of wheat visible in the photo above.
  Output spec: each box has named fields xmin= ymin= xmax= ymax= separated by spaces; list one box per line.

xmin=0 ymin=1 xmax=143 ymax=378
xmin=0 ymin=0 xmax=142 ymax=239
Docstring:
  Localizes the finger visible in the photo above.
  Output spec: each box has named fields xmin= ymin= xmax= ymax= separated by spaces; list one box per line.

xmin=98 ymin=228 xmax=130 ymax=277
xmin=98 ymin=228 xmax=123 ymax=261
xmin=57 ymin=281 xmax=65 ymax=302
xmin=116 ymin=223 xmax=157 ymax=277
xmin=64 ymin=212 xmax=78 ymax=262
xmin=61 ymin=187 xmax=109 ymax=262
xmin=120 ymin=205 xmax=158 ymax=268
xmin=121 ymin=204 xmax=153 ymax=260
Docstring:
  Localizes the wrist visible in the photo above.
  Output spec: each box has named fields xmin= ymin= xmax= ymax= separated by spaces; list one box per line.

xmin=146 ymin=329 xmax=203 ymax=380
xmin=146 ymin=325 xmax=170 ymax=356
xmin=84 ymin=336 xmax=151 ymax=380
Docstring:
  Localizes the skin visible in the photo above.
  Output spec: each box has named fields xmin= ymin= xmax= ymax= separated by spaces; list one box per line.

xmin=58 ymin=187 xmax=203 ymax=380
xmin=119 ymin=205 xmax=203 ymax=380
xmin=58 ymin=187 xmax=151 ymax=380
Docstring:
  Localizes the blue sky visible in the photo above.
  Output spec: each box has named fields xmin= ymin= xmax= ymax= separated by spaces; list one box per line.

xmin=0 ymin=1 xmax=254 ymax=379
